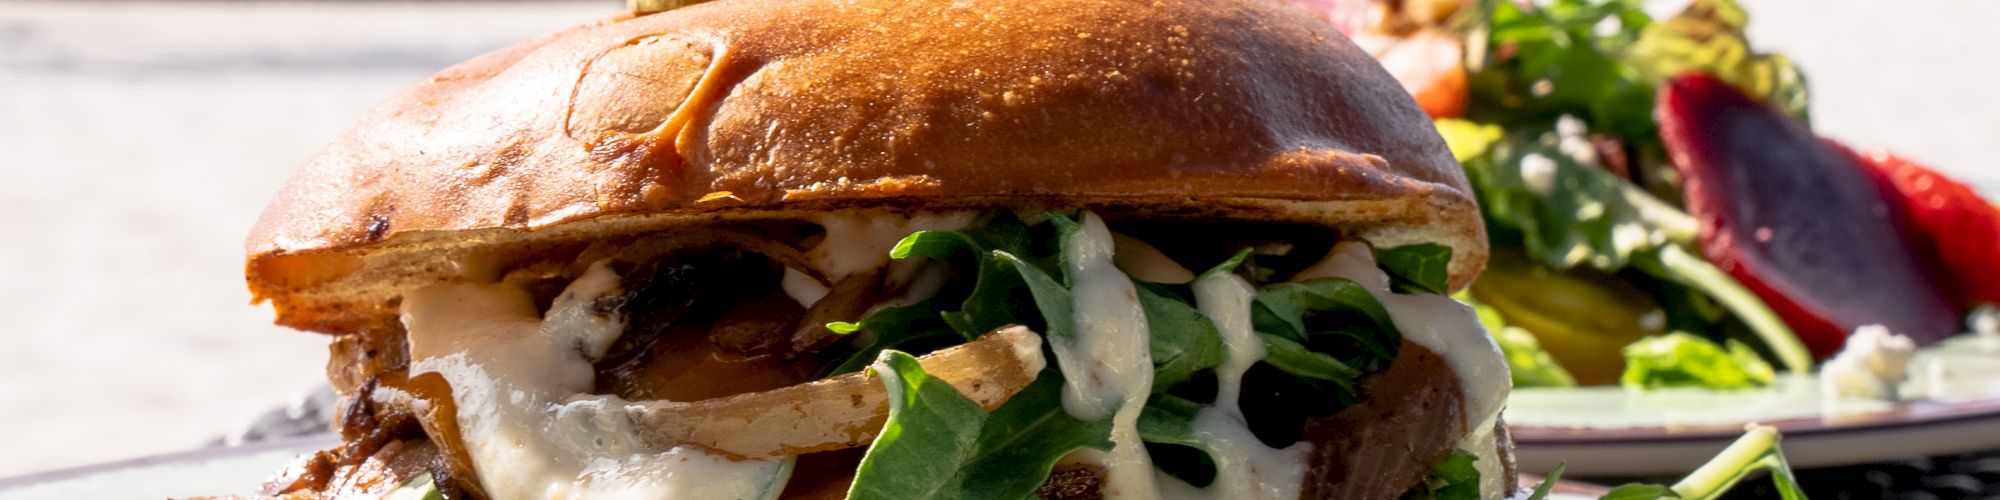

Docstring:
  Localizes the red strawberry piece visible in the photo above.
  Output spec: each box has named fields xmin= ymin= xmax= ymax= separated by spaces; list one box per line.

xmin=1657 ymin=73 xmax=1962 ymax=357
xmin=1858 ymin=150 xmax=2000 ymax=306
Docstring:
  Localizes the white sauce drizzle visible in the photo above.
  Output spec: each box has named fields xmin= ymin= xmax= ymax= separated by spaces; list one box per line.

xmin=782 ymin=211 xmax=975 ymax=308
xmin=1154 ymin=272 xmax=1311 ymax=500
xmin=807 ymin=212 xmax=977 ymax=281
xmin=1050 ymin=212 xmax=1162 ymax=498
xmin=1294 ymin=242 xmax=1512 ymax=497
xmin=779 ymin=268 xmax=830 ymax=307
xmin=405 ymin=262 xmax=792 ymax=500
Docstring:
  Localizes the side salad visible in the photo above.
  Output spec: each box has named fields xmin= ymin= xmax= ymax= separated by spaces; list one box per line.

xmin=1305 ymin=0 xmax=2000 ymax=390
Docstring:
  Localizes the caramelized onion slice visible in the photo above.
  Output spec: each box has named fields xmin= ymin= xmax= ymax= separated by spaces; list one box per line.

xmin=624 ymin=326 xmax=1045 ymax=459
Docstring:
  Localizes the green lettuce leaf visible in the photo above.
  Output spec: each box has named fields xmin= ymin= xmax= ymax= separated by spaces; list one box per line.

xmin=1590 ymin=424 xmax=1805 ymax=500
xmin=1252 ymin=278 xmax=1401 ymax=373
xmin=1468 ymin=0 xmax=1654 ymax=134
xmin=1625 ymin=0 xmax=1811 ymax=123
xmin=1462 ymin=294 xmax=1577 ymax=388
xmin=1135 ymin=393 xmax=1206 ymax=447
xmin=1405 ymin=449 xmax=1483 ymax=500
xmin=1258 ymin=333 xmax=1361 ymax=394
xmin=1374 ymin=243 xmax=1454 ymax=295
xmin=823 ymin=298 xmax=958 ymax=376
xmin=1448 ymin=119 xmax=1810 ymax=373
xmin=848 ymin=351 xmax=1112 ymax=500
xmin=1469 ymin=0 xmax=1806 ymax=145
xmin=384 ymin=473 xmax=444 ymax=500
xmin=1620 ymin=332 xmax=1775 ymax=390
xmin=1461 ymin=123 xmax=1698 ymax=271
xmin=1137 ymin=282 xmax=1226 ymax=391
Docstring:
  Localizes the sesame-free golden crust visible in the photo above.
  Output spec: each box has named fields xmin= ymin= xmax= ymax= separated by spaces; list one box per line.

xmin=245 ymin=0 xmax=1485 ymax=333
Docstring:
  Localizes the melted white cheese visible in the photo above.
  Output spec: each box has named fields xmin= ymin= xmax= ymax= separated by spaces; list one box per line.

xmin=405 ymin=262 xmax=792 ymax=500
xmin=1050 ymin=212 xmax=1161 ymax=498
xmin=1154 ymin=272 xmax=1309 ymax=500
xmin=1294 ymin=242 xmax=1512 ymax=498
xmin=782 ymin=212 xmax=976 ymax=308
xmin=807 ymin=212 xmax=977 ymax=282
xmin=780 ymin=267 xmax=830 ymax=307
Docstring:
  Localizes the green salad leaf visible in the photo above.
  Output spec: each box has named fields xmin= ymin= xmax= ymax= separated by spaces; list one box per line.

xmin=1625 ymin=0 xmax=1811 ymax=123
xmin=1531 ymin=425 xmax=1804 ymax=500
xmin=1137 ymin=282 xmax=1227 ymax=391
xmin=1524 ymin=463 xmax=1564 ymax=500
xmin=1443 ymin=118 xmax=1809 ymax=373
xmin=889 ymin=215 xmax=1039 ymax=338
xmin=828 ymin=210 xmax=1438 ymax=494
xmin=384 ymin=473 xmax=444 ymax=500
xmin=1463 ymin=294 xmax=1577 ymax=387
xmin=848 ymin=351 xmax=1112 ymax=500
xmin=824 ymin=299 xmax=958 ymax=376
xmin=1469 ymin=0 xmax=1654 ymax=135
xmin=1620 ymin=332 xmax=1776 ymax=390
xmin=1457 ymin=122 xmax=1698 ymax=271
xmin=1374 ymin=243 xmax=1454 ymax=295
xmin=1470 ymin=0 xmax=1806 ymax=144
xmin=1405 ymin=449 xmax=1484 ymax=500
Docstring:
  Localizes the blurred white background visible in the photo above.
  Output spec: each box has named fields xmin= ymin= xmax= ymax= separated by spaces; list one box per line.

xmin=0 ymin=0 xmax=1991 ymax=479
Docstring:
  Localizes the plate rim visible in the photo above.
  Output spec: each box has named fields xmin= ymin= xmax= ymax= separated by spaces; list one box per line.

xmin=0 ymin=433 xmax=335 ymax=491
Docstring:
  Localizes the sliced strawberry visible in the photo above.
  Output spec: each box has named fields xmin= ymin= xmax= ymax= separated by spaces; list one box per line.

xmin=1657 ymin=73 xmax=1962 ymax=357
xmin=1858 ymin=151 xmax=2000 ymax=306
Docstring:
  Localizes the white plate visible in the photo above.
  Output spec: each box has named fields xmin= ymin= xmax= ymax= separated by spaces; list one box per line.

xmin=0 ymin=435 xmax=332 ymax=500
xmin=1510 ymin=335 xmax=2000 ymax=477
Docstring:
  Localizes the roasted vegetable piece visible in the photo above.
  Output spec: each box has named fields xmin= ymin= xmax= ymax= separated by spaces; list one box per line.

xmin=1657 ymin=73 xmax=1961 ymax=356
xmin=1858 ymin=150 xmax=2000 ymax=307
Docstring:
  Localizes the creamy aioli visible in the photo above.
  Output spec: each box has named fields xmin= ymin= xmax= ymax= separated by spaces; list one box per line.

xmin=781 ymin=212 xmax=975 ymax=308
xmin=1294 ymin=242 xmax=1512 ymax=497
xmin=1050 ymin=212 xmax=1162 ymax=498
xmin=405 ymin=262 xmax=791 ymax=500
xmin=807 ymin=212 xmax=977 ymax=281
xmin=1153 ymin=272 xmax=1310 ymax=500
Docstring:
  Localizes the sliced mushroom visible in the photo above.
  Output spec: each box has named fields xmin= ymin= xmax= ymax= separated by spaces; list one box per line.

xmin=622 ymin=326 xmax=1045 ymax=459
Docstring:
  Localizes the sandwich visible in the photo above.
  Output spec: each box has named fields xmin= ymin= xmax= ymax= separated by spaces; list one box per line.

xmin=244 ymin=0 xmax=1513 ymax=497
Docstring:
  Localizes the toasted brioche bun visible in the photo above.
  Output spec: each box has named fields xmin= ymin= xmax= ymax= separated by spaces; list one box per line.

xmin=245 ymin=0 xmax=1484 ymax=334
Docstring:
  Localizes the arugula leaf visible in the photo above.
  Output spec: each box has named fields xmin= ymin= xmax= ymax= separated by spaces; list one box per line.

xmin=823 ymin=299 xmax=959 ymax=376
xmin=1586 ymin=425 xmax=1805 ymax=500
xmin=384 ymin=473 xmax=443 ymax=500
xmin=1136 ymin=393 xmax=1206 ymax=447
xmin=848 ymin=351 xmax=1112 ymax=500
xmin=1252 ymin=279 xmax=1397 ymax=343
xmin=1258 ymin=333 xmax=1361 ymax=394
xmin=991 ymin=250 xmax=1074 ymax=339
xmin=1404 ymin=449 xmax=1483 ymax=500
xmin=889 ymin=215 xmax=1041 ymax=339
xmin=1374 ymin=243 xmax=1454 ymax=295
xmin=1137 ymin=282 xmax=1226 ymax=391
xmin=1525 ymin=463 xmax=1565 ymax=500
xmin=1252 ymin=278 xmax=1401 ymax=370
xmin=1620 ymin=332 xmax=1775 ymax=390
